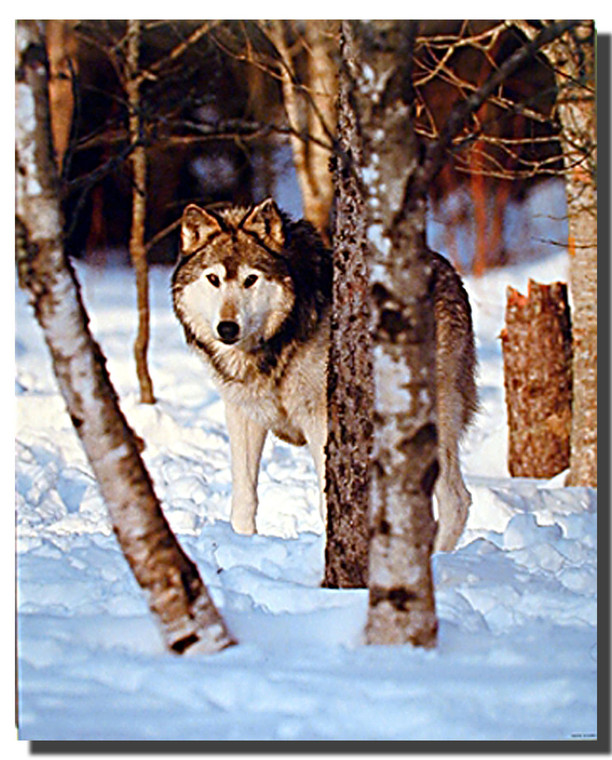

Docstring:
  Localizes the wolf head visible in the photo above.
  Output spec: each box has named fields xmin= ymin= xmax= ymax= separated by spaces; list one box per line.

xmin=172 ymin=198 xmax=296 ymax=352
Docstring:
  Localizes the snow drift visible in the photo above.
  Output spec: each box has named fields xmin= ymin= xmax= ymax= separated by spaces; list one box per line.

xmin=15 ymin=241 xmax=596 ymax=740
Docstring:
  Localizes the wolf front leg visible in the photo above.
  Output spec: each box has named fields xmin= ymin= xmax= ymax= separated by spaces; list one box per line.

xmin=225 ymin=402 xmax=268 ymax=534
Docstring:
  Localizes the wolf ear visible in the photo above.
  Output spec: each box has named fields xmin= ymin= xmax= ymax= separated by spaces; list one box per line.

xmin=241 ymin=198 xmax=284 ymax=248
xmin=180 ymin=204 xmax=221 ymax=255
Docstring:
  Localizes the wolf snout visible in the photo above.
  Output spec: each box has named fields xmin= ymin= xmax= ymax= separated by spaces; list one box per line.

xmin=217 ymin=320 xmax=240 ymax=344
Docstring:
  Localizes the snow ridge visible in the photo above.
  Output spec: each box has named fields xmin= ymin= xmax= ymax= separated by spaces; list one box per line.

xmin=16 ymin=248 xmax=596 ymax=741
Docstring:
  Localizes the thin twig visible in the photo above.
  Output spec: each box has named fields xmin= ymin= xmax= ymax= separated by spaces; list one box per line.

xmin=417 ymin=19 xmax=581 ymax=191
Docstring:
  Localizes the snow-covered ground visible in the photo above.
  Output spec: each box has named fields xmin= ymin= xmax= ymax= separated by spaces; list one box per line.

xmin=15 ymin=230 xmax=596 ymax=740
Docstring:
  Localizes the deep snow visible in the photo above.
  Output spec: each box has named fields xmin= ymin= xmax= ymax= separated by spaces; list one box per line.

xmin=15 ymin=206 xmax=596 ymax=740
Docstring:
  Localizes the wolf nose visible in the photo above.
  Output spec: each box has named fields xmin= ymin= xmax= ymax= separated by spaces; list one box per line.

xmin=217 ymin=320 xmax=240 ymax=343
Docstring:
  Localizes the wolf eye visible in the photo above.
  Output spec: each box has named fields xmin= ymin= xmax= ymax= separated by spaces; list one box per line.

xmin=243 ymin=274 xmax=259 ymax=289
xmin=207 ymin=273 xmax=220 ymax=288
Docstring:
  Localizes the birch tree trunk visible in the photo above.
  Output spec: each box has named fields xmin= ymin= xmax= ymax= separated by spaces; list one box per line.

xmin=338 ymin=21 xmax=439 ymax=647
xmin=548 ymin=22 xmax=597 ymax=487
xmin=16 ymin=20 xmax=234 ymax=655
xmin=126 ymin=20 xmax=155 ymax=404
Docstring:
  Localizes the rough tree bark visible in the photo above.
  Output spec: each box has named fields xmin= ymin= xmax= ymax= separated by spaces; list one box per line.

xmin=514 ymin=21 xmax=596 ymax=486
xmin=16 ymin=20 xmax=234 ymax=655
xmin=126 ymin=20 xmax=155 ymax=404
xmin=501 ymin=281 xmax=573 ymax=478
xmin=323 ymin=24 xmax=373 ymax=589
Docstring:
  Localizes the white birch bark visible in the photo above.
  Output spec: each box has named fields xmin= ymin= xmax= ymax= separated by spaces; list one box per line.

xmin=343 ymin=21 xmax=438 ymax=647
xmin=16 ymin=20 xmax=234 ymax=655
xmin=548 ymin=22 xmax=597 ymax=487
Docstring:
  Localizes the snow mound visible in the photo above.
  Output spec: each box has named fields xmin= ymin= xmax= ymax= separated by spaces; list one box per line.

xmin=15 ymin=250 xmax=596 ymax=741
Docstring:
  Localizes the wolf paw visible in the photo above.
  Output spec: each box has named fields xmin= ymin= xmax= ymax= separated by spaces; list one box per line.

xmin=433 ymin=522 xmax=462 ymax=553
xmin=230 ymin=514 xmax=256 ymax=535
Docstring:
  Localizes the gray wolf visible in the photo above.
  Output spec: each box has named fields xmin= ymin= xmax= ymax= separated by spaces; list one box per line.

xmin=172 ymin=198 xmax=477 ymax=552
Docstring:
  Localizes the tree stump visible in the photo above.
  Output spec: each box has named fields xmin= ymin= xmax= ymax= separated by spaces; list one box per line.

xmin=501 ymin=280 xmax=573 ymax=478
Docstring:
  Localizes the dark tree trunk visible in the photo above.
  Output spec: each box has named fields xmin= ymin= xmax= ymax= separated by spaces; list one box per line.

xmin=16 ymin=20 xmax=233 ymax=655
xmin=323 ymin=25 xmax=373 ymax=589
xmin=501 ymin=280 xmax=573 ymax=478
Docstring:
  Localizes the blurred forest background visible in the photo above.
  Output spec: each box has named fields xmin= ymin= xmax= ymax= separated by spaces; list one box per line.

xmin=32 ymin=18 xmax=597 ymax=494
xmin=51 ymin=20 xmax=571 ymax=272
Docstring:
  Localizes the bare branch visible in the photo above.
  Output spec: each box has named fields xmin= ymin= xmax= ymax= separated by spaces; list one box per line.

xmin=137 ymin=21 xmax=219 ymax=84
xmin=418 ymin=19 xmax=581 ymax=190
xmin=144 ymin=217 xmax=181 ymax=253
xmin=413 ymin=21 xmax=509 ymax=87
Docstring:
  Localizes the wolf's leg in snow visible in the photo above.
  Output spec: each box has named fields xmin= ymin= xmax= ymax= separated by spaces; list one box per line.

xmin=304 ymin=419 xmax=327 ymax=524
xmin=433 ymin=442 xmax=471 ymax=552
xmin=225 ymin=402 xmax=268 ymax=534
